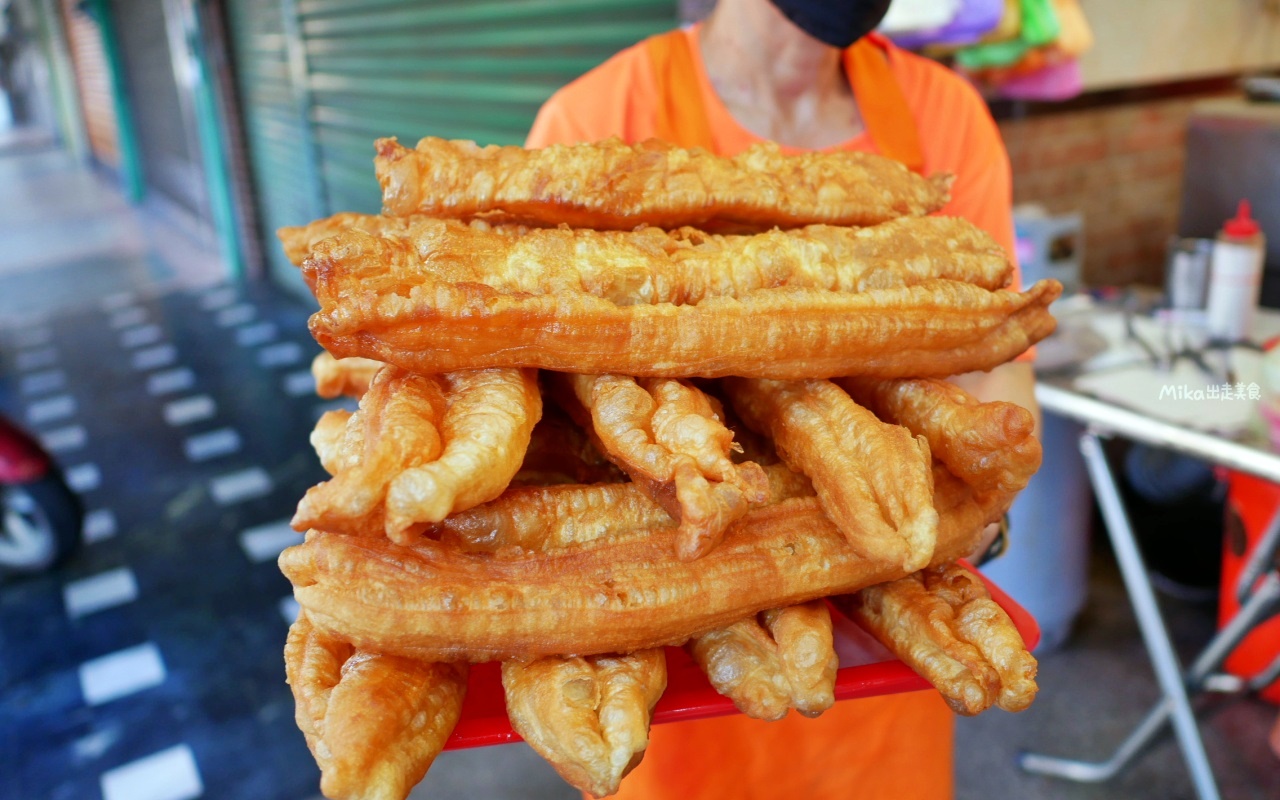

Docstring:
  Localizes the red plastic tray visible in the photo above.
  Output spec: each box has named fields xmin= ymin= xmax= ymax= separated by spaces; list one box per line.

xmin=443 ymin=561 xmax=1039 ymax=749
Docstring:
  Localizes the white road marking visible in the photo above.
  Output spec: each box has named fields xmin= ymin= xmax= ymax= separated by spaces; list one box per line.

xmin=16 ymin=346 xmax=58 ymax=371
xmin=163 ymin=395 xmax=216 ymax=426
xmin=282 ymin=369 xmax=315 ymax=397
xmin=235 ymin=321 xmax=277 ymax=347
xmin=65 ymin=463 xmax=101 ymax=494
xmin=39 ymin=424 xmax=87 ymax=453
xmin=119 ymin=324 xmax=163 ymax=349
xmin=108 ymin=307 xmax=147 ymax=329
xmin=257 ymin=341 xmax=303 ymax=368
xmin=183 ymin=428 xmax=241 ymax=462
xmin=100 ymin=744 xmax=202 ymax=800
xmin=199 ymin=285 xmax=237 ymax=310
xmin=11 ymin=326 xmax=52 ymax=348
xmin=239 ymin=520 xmax=303 ymax=564
xmin=210 ymin=467 xmax=273 ymax=505
xmin=83 ymin=509 xmax=117 ymax=543
xmin=64 ymin=567 xmax=138 ymax=619
xmin=99 ymin=291 xmax=137 ymax=311
xmin=146 ymin=367 xmax=195 ymax=396
xmin=278 ymin=596 xmax=300 ymax=625
xmin=78 ymin=642 xmax=165 ymax=705
xmin=131 ymin=344 xmax=177 ymax=371
xmin=215 ymin=303 xmax=255 ymax=327
xmin=19 ymin=368 xmax=65 ymax=396
xmin=26 ymin=394 xmax=76 ymax=425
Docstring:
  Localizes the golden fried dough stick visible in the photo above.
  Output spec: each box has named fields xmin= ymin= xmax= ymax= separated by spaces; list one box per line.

xmin=285 ymin=612 xmax=468 ymax=800
xmin=304 ymin=230 xmax=1060 ymax=378
xmin=832 ymin=562 xmax=1037 ymax=715
xmin=725 ymin=378 xmax=938 ymax=572
xmin=919 ymin=564 xmax=1039 ymax=711
xmin=278 ymin=212 xmax=529 ymax=269
xmin=294 ymin=368 xmax=446 ymax=538
xmin=375 ymin=136 xmax=951 ymax=230
xmin=839 ymin=377 xmax=1041 ymax=496
xmin=502 ymin=651 xmax=668 ymax=797
xmin=294 ymin=366 xmax=542 ymax=542
xmin=688 ymin=601 xmax=837 ymax=721
xmin=280 ymin=483 xmax=994 ymax=662
xmin=434 ymin=463 xmax=812 ymax=554
xmin=294 ymin=214 xmax=1012 ymax=298
xmin=553 ymin=373 xmax=769 ymax=560
xmin=311 ymin=352 xmax=382 ymax=400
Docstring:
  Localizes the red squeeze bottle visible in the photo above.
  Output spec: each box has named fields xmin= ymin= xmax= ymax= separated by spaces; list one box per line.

xmin=1205 ymin=200 xmax=1267 ymax=341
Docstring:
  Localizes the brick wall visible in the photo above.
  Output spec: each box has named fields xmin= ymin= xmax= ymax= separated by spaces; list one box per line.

xmin=998 ymin=93 xmax=1237 ymax=286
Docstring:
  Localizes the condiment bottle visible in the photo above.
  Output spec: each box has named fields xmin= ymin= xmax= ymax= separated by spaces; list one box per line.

xmin=1205 ymin=200 xmax=1267 ymax=342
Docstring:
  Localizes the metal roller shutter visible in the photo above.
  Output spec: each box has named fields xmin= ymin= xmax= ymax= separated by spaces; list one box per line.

xmin=60 ymin=0 xmax=119 ymax=166
xmin=225 ymin=0 xmax=675 ymax=292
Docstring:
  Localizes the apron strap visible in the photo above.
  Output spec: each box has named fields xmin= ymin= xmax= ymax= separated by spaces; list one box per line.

xmin=843 ymin=37 xmax=925 ymax=173
xmin=646 ymin=30 xmax=717 ymax=150
xmin=648 ymin=29 xmax=925 ymax=173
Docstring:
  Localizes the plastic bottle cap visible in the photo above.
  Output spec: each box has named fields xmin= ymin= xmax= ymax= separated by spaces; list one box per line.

xmin=1224 ymin=199 xmax=1261 ymax=237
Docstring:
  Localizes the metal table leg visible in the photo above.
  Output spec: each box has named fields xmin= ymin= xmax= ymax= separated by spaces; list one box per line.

xmin=1019 ymin=571 xmax=1280 ymax=782
xmin=1019 ymin=430 xmax=1221 ymax=800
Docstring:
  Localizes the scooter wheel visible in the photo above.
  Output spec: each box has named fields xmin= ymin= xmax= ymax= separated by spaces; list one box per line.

xmin=0 ymin=474 xmax=84 ymax=575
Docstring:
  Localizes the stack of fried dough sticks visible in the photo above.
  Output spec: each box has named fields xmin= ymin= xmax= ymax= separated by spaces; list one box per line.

xmin=278 ymin=136 xmax=1061 ymax=800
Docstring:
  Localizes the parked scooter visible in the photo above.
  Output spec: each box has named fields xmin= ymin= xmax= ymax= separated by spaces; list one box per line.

xmin=0 ymin=413 xmax=81 ymax=575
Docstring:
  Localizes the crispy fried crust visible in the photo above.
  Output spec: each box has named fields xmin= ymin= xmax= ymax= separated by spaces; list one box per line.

xmin=375 ymin=137 xmax=952 ymax=230
xmin=555 ymin=373 xmax=769 ymax=560
xmin=294 ymin=366 xmax=541 ymax=542
xmin=292 ymin=214 xmax=1011 ymax=298
xmin=285 ymin=613 xmax=468 ymax=800
xmin=304 ymin=229 xmax=1060 ymax=378
xmin=726 ymin=378 xmax=938 ymax=571
xmin=834 ymin=563 xmax=1038 ymax=716
xmin=311 ymin=352 xmax=382 ymax=400
xmin=434 ymin=463 xmax=812 ymax=554
xmin=688 ymin=601 xmax=837 ymax=721
xmin=280 ymin=480 xmax=994 ymax=662
xmin=840 ymin=377 xmax=1042 ymax=496
xmin=502 ymin=650 xmax=668 ymax=797
xmin=294 ymin=367 xmax=447 ymax=538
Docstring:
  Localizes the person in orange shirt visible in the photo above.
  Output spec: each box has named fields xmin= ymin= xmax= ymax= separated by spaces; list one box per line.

xmin=527 ymin=1 xmax=1039 ymax=797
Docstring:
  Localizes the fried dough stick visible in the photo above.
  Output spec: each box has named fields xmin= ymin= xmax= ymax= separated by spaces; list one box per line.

xmin=442 ymin=464 xmax=828 ymax=741
xmin=280 ymin=482 xmax=998 ymax=662
xmin=311 ymin=352 xmax=382 ymax=400
xmin=725 ymin=378 xmax=938 ymax=572
xmin=840 ymin=377 xmax=1042 ymax=496
xmin=831 ymin=562 xmax=1038 ymax=715
xmin=502 ymin=651 xmax=668 ymax=798
xmin=293 ymin=365 xmax=542 ymax=542
xmin=285 ymin=612 xmax=468 ymax=800
xmin=434 ymin=463 xmax=813 ymax=553
xmin=688 ymin=601 xmax=838 ymax=721
xmin=375 ymin=136 xmax=951 ymax=230
xmin=554 ymin=373 xmax=769 ymax=560
xmin=290 ymin=214 xmax=1013 ymax=297
xmin=304 ymin=230 xmax=1060 ymax=378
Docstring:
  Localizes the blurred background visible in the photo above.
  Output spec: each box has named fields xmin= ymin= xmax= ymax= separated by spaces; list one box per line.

xmin=1 ymin=1 xmax=1280 ymax=798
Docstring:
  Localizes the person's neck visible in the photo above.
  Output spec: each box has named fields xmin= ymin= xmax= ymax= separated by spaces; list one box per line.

xmin=698 ymin=0 xmax=864 ymax=149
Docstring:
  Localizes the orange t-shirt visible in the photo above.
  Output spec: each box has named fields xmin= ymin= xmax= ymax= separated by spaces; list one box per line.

xmin=522 ymin=28 xmax=1023 ymax=800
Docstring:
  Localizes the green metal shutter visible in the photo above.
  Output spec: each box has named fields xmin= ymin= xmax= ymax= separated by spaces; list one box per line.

xmin=226 ymin=0 xmax=675 ymax=293
xmin=225 ymin=0 xmax=326 ymax=292
xmin=298 ymin=0 xmax=677 ymax=214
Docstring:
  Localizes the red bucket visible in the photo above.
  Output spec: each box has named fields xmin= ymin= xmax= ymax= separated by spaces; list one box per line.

xmin=1222 ymin=470 xmax=1280 ymax=703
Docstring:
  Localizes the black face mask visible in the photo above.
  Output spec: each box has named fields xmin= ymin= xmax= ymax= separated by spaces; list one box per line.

xmin=767 ymin=0 xmax=893 ymax=49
